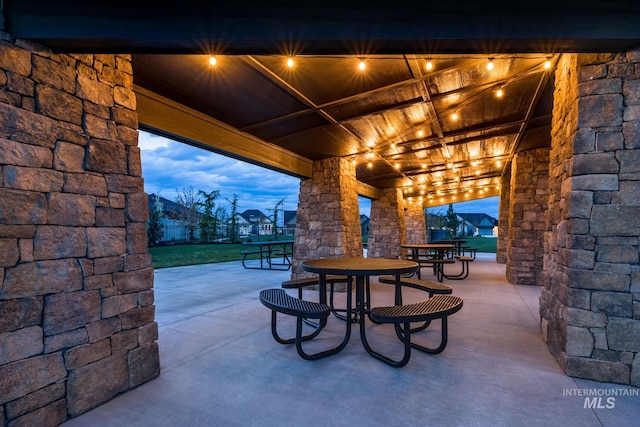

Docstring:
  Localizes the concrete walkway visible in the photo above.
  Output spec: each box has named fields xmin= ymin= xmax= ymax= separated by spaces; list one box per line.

xmin=64 ymin=254 xmax=639 ymax=426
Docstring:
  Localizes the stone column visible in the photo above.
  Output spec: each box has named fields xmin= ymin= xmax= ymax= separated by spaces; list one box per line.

xmin=0 ymin=36 xmax=159 ymax=424
xmin=404 ymin=199 xmax=427 ymax=245
xmin=292 ymin=157 xmax=362 ymax=277
xmin=506 ymin=148 xmax=549 ymax=285
xmin=496 ymin=167 xmax=511 ymax=264
xmin=367 ymin=188 xmax=406 ymax=259
xmin=541 ymin=52 xmax=640 ymax=386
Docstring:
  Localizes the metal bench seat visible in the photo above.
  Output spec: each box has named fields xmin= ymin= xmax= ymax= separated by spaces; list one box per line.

xmin=377 ymin=275 xmax=452 ymax=297
xmin=363 ymin=295 xmax=463 ymax=367
xmin=259 ymin=289 xmax=350 ymax=360
xmin=377 ymin=275 xmax=453 ymax=332
xmin=282 ymin=275 xmax=350 ymax=296
xmin=442 ymin=255 xmax=474 ymax=280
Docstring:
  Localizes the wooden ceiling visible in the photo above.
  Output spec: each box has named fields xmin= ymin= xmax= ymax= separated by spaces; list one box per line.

xmin=131 ymin=53 xmax=554 ymax=203
xmin=5 ymin=1 xmax=640 ymax=204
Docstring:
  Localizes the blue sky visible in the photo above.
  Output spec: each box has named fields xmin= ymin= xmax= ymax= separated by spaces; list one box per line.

xmin=138 ymin=130 xmax=499 ymax=219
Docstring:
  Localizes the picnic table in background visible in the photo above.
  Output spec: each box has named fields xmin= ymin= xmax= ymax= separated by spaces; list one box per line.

xmin=401 ymin=243 xmax=455 ymax=281
xmin=433 ymin=239 xmax=467 ymax=256
xmin=240 ymin=240 xmax=294 ymax=270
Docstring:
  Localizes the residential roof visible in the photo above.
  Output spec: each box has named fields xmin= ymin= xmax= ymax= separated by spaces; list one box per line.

xmin=458 ymin=213 xmax=498 ymax=227
xmin=239 ymin=209 xmax=271 ymax=223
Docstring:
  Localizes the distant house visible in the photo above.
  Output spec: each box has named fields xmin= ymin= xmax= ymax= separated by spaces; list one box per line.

xmin=147 ymin=193 xmax=203 ymax=242
xmin=283 ymin=210 xmax=297 ymax=236
xmin=457 ymin=213 xmax=498 ymax=237
xmin=230 ymin=213 xmax=253 ymax=237
xmin=360 ymin=214 xmax=370 ymax=237
xmin=148 ymin=193 xmax=181 ymax=220
xmin=239 ymin=209 xmax=274 ymax=236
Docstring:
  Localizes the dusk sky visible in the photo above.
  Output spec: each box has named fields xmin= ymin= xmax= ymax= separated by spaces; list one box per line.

xmin=139 ymin=130 xmax=499 ymax=220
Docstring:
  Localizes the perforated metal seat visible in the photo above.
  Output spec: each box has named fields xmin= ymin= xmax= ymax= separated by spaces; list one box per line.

xmin=363 ymin=295 xmax=463 ymax=367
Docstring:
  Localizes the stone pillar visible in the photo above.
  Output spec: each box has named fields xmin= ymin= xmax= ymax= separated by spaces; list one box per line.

xmin=367 ymin=188 xmax=406 ymax=259
xmin=506 ymin=148 xmax=549 ymax=285
xmin=292 ymin=157 xmax=362 ymax=277
xmin=496 ymin=167 xmax=511 ymax=264
xmin=0 ymin=36 xmax=159 ymax=424
xmin=541 ymin=52 xmax=640 ymax=386
xmin=404 ymin=199 xmax=427 ymax=245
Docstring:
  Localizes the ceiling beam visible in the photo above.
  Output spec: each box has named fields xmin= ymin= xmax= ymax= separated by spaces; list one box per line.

xmin=134 ymin=86 xmax=314 ymax=179
xmin=6 ymin=2 xmax=640 ymax=54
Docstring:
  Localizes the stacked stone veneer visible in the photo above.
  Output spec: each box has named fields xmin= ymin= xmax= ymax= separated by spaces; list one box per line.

xmin=506 ymin=148 xmax=549 ymax=285
xmin=367 ymin=188 xmax=406 ymax=259
xmin=496 ymin=166 xmax=511 ymax=264
xmin=541 ymin=52 xmax=640 ymax=386
xmin=0 ymin=36 xmax=160 ymax=425
xmin=292 ymin=157 xmax=363 ymax=278
xmin=404 ymin=199 xmax=427 ymax=246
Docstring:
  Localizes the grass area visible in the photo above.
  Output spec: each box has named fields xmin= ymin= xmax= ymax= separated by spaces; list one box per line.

xmin=149 ymin=236 xmax=497 ymax=269
xmin=149 ymin=243 xmax=247 ymax=269
xmin=459 ymin=236 xmax=497 ymax=253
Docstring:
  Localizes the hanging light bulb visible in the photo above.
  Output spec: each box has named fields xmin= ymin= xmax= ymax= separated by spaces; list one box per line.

xmin=209 ymin=55 xmax=217 ymax=66
xmin=287 ymin=57 xmax=295 ymax=68
xmin=496 ymin=88 xmax=504 ymax=98
xmin=487 ymin=58 xmax=494 ymax=70
xmin=425 ymin=60 xmax=433 ymax=71
xmin=544 ymin=60 xmax=552 ymax=69
xmin=451 ymin=112 xmax=459 ymax=121
xmin=417 ymin=130 xmax=424 ymax=137
xmin=358 ymin=59 xmax=366 ymax=71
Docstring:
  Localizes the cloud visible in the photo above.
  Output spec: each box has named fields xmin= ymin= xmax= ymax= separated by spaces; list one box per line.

xmin=139 ymin=131 xmax=302 ymax=214
xmin=139 ymin=130 xmax=497 ymax=219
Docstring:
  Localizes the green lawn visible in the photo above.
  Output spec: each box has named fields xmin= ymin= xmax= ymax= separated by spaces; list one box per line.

xmin=459 ymin=236 xmax=497 ymax=253
xmin=149 ymin=243 xmax=248 ymax=269
xmin=149 ymin=237 xmax=497 ymax=269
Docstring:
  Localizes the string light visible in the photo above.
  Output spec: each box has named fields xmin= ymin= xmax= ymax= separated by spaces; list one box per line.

xmin=426 ymin=60 xmax=433 ymax=71
xmin=287 ymin=57 xmax=295 ymax=68
xmin=496 ymin=88 xmax=504 ymax=98
xmin=358 ymin=59 xmax=366 ymax=71
xmin=544 ymin=60 xmax=552 ymax=69
xmin=451 ymin=112 xmax=459 ymax=121
xmin=417 ymin=130 xmax=424 ymax=137
xmin=487 ymin=58 xmax=495 ymax=70
xmin=209 ymin=56 xmax=217 ymax=66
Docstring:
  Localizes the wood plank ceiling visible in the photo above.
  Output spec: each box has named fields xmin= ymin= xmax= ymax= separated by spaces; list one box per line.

xmin=131 ymin=53 xmax=555 ymax=204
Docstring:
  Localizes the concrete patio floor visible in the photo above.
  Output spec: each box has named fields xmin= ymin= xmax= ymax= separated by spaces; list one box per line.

xmin=63 ymin=253 xmax=639 ymax=426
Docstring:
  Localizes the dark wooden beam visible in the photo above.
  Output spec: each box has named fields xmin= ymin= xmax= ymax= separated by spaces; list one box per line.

xmin=5 ymin=1 xmax=640 ymax=54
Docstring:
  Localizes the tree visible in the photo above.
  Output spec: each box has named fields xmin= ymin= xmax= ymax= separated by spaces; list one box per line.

xmin=175 ymin=186 xmax=200 ymax=242
xmin=147 ymin=193 xmax=164 ymax=246
xmin=267 ymin=198 xmax=285 ymax=239
xmin=197 ymin=189 xmax=220 ymax=243
xmin=226 ymin=194 xmax=240 ymax=243
xmin=444 ymin=203 xmax=461 ymax=238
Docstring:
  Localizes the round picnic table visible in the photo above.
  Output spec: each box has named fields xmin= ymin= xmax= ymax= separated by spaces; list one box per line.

xmin=301 ymin=257 xmax=418 ymax=359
